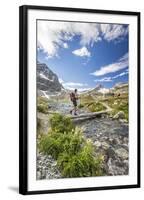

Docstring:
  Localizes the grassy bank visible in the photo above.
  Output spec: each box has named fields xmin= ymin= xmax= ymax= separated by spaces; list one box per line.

xmin=102 ymin=97 xmax=128 ymax=121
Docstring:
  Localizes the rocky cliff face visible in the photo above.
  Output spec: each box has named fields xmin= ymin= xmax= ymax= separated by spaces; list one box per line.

xmin=37 ymin=62 xmax=63 ymax=95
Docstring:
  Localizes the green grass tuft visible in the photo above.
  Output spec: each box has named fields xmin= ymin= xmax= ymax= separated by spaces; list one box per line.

xmin=37 ymin=96 xmax=48 ymax=113
xmin=88 ymin=102 xmax=105 ymax=112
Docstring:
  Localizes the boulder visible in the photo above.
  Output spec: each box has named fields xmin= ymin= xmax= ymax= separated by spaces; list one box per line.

xmin=107 ymin=147 xmax=115 ymax=159
xmin=101 ymin=141 xmax=110 ymax=150
xmin=94 ymin=141 xmax=101 ymax=148
xmin=107 ymin=157 xmax=128 ymax=175
xmin=113 ymin=111 xmax=125 ymax=119
xmin=115 ymin=148 xmax=128 ymax=160
xmin=119 ymin=119 xmax=128 ymax=123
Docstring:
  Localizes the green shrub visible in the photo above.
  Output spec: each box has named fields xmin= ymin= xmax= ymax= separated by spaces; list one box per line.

xmin=50 ymin=113 xmax=74 ymax=133
xmin=37 ymin=96 xmax=48 ymax=113
xmin=39 ymin=133 xmax=63 ymax=159
xmin=37 ymin=104 xmax=48 ymax=113
xmin=57 ymin=141 xmax=104 ymax=177
xmin=39 ymin=127 xmax=83 ymax=159
xmin=38 ymin=96 xmax=48 ymax=104
xmin=88 ymin=102 xmax=105 ymax=112
xmin=57 ymin=153 xmax=86 ymax=177
xmin=118 ymin=102 xmax=128 ymax=121
xmin=38 ymin=113 xmax=104 ymax=178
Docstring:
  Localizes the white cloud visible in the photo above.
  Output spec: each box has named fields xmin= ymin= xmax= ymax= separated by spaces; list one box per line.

xmin=94 ymin=68 xmax=128 ymax=83
xmin=38 ymin=21 xmax=99 ymax=58
xmin=62 ymin=81 xmax=91 ymax=92
xmin=65 ymin=87 xmax=93 ymax=92
xmin=72 ymin=47 xmax=91 ymax=57
xmin=94 ymin=77 xmax=113 ymax=82
xmin=75 ymin=23 xmax=101 ymax=46
xmin=100 ymin=24 xmax=128 ymax=42
xmin=63 ymin=82 xmax=88 ymax=87
xmin=38 ymin=21 xmax=70 ymax=58
xmin=76 ymin=88 xmax=93 ymax=92
xmin=63 ymin=43 xmax=68 ymax=48
xmin=38 ymin=21 xmax=128 ymax=58
xmin=113 ymin=70 xmax=128 ymax=79
xmin=91 ymin=53 xmax=128 ymax=76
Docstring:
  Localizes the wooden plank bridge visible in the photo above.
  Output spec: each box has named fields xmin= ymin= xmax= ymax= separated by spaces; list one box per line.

xmin=37 ymin=102 xmax=112 ymax=122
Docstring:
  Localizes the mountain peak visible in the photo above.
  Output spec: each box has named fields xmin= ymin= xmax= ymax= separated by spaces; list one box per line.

xmin=95 ymin=84 xmax=103 ymax=90
xmin=37 ymin=62 xmax=63 ymax=96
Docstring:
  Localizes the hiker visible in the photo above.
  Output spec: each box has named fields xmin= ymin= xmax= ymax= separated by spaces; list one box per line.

xmin=70 ymin=89 xmax=79 ymax=115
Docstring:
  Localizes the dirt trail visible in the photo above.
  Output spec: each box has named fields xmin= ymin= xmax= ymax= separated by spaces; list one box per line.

xmin=91 ymin=94 xmax=113 ymax=112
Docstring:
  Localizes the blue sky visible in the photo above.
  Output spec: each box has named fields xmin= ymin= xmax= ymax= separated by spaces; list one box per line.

xmin=37 ymin=21 xmax=129 ymax=91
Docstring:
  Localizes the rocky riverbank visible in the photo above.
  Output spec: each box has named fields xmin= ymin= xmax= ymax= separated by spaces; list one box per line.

xmin=76 ymin=118 xmax=129 ymax=176
xmin=37 ymin=101 xmax=129 ymax=179
xmin=36 ymin=152 xmax=61 ymax=180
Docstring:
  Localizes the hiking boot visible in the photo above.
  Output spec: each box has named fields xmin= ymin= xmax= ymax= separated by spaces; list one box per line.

xmin=70 ymin=110 xmax=72 ymax=115
xmin=74 ymin=112 xmax=77 ymax=116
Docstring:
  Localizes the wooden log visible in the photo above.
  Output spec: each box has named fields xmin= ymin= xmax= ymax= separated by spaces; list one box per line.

xmin=70 ymin=110 xmax=109 ymax=119
xmin=37 ymin=107 xmax=112 ymax=121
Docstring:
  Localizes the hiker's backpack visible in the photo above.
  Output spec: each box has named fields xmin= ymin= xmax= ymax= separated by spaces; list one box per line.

xmin=70 ymin=92 xmax=75 ymax=102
